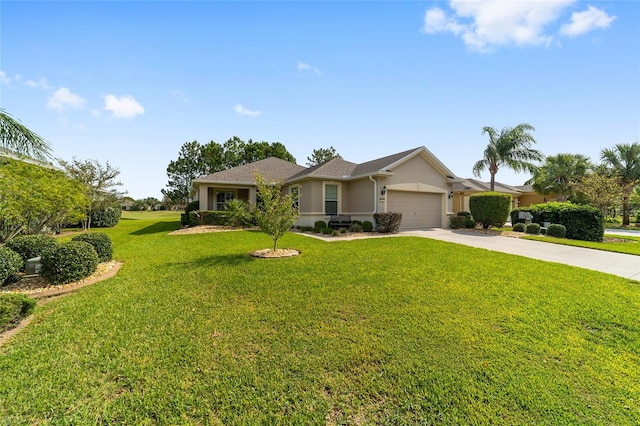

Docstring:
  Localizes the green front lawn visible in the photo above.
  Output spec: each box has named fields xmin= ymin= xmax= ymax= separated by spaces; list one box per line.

xmin=0 ymin=211 xmax=638 ymax=424
xmin=523 ymin=234 xmax=640 ymax=256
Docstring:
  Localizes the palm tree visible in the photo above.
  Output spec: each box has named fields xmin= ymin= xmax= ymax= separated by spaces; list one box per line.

xmin=0 ymin=108 xmax=52 ymax=161
xmin=600 ymin=142 xmax=640 ymax=226
xmin=473 ymin=123 xmax=543 ymax=191
xmin=526 ymin=153 xmax=592 ymax=201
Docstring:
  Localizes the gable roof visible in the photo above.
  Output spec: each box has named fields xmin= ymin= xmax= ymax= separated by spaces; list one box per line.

xmin=193 ymin=146 xmax=461 ymax=186
xmin=193 ymin=157 xmax=306 ymax=184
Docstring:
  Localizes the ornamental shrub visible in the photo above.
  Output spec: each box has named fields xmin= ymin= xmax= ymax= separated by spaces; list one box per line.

xmin=546 ymin=224 xmax=567 ymax=238
xmin=513 ymin=223 xmax=526 ymax=232
xmin=314 ymin=221 xmax=327 ymax=233
xmin=41 ymin=241 xmax=99 ymax=285
xmin=223 ymin=200 xmax=253 ymax=227
xmin=349 ymin=223 xmax=363 ymax=233
xmin=90 ymin=205 xmax=121 ymax=228
xmin=457 ymin=211 xmax=472 ymax=217
xmin=450 ymin=216 xmax=465 ymax=229
xmin=362 ymin=221 xmax=373 ymax=232
xmin=469 ymin=192 xmax=511 ymax=229
xmin=373 ymin=212 xmax=402 ymax=233
xmin=72 ymin=233 xmax=113 ymax=262
xmin=0 ymin=293 xmax=36 ymax=333
xmin=526 ymin=223 xmax=541 ymax=235
xmin=0 ymin=246 xmax=22 ymax=285
xmin=200 ymin=211 xmax=227 ymax=226
xmin=464 ymin=217 xmax=477 ymax=229
xmin=513 ymin=203 xmax=603 ymax=242
xmin=6 ymin=234 xmax=58 ymax=270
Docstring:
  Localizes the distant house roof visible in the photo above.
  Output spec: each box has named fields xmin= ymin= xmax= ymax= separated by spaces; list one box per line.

xmin=453 ymin=178 xmax=522 ymax=194
xmin=193 ymin=146 xmax=461 ymax=186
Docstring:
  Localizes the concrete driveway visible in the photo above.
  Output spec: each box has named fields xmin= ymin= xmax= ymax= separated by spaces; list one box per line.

xmin=402 ymin=229 xmax=640 ymax=281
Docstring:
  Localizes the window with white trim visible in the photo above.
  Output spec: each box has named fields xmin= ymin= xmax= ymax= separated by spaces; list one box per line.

xmin=324 ymin=184 xmax=338 ymax=215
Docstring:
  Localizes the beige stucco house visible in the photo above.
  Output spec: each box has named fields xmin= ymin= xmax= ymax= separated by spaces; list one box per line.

xmin=192 ymin=147 xmax=462 ymax=230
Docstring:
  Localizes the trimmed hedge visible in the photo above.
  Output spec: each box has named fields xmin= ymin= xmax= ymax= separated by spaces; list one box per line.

xmin=513 ymin=223 xmax=526 ymax=232
xmin=72 ymin=233 xmax=113 ymax=262
xmin=526 ymin=223 xmax=541 ymax=235
xmin=41 ymin=241 xmax=99 ymax=285
xmin=546 ymin=224 xmax=566 ymax=238
xmin=6 ymin=235 xmax=58 ymax=270
xmin=511 ymin=203 xmax=603 ymax=242
xmin=450 ymin=216 xmax=465 ymax=229
xmin=362 ymin=221 xmax=373 ymax=232
xmin=0 ymin=293 xmax=36 ymax=333
xmin=314 ymin=221 xmax=327 ymax=233
xmin=90 ymin=205 xmax=122 ymax=228
xmin=469 ymin=192 xmax=511 ymax=229
xmin=0 ymin=246 xmax=22 ymax=285
xmin=373 ymin=212 xmax=402 ymax=234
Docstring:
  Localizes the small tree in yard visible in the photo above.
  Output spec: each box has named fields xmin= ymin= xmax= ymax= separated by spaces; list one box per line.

xmin=253 ymin=173 xmax=299 ymax=251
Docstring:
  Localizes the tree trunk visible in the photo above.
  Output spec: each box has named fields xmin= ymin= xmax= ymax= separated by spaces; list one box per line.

xmin=490 ymin=173 xmax=496 ymax=192
xmin=623 ymin=195 xmax=630 ymax=226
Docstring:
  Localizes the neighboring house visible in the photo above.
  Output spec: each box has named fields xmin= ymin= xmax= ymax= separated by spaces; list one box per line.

xmin=192 ymin=147 xmax=462 ymax=230
xmin=452 ymin=179 xmax=558 ymax=213
xmin=121 ymin=200 xmax=135 ymax=211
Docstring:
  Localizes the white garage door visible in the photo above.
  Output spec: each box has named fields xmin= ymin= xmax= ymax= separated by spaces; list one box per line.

xmin=387 ymin=191 xmax=442 ymax=230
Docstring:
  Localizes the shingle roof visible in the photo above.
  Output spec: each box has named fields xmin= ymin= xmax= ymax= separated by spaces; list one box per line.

xmin=351 ymin=147 xmax=420 ymax=176
xmin=453 ymin=178 xmax=523 ymax=194
xmin=287 ymin=158 xmax=358 ymax=180
xmin=194 ymin=157 xmax=306 ymax=184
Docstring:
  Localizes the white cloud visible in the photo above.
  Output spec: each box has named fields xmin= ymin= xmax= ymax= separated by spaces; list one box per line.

xmin=422 ymin=0 xmax=609 ymax=52
xmin=171 ymin=89 xmax=191 ymax=104
xmin=233 ymin=104 xmax=262 ymax=117
xmin=560 ymin=6 xmax=616 ymax=37
xmin=48 ymin=87 xmax=85 ymax=111
xmin=25 ymin=77 xmax=53 ymax=90
xmin=0 ymin=71 xmax=21 ymax=86
xmin=297 ymin=61 xmax=321 ymax=75
xmin=104 ymin=94 xmax=145 ymax=119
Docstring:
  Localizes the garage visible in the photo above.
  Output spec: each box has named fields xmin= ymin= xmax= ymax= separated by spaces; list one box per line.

xmin=387 ymin=191 xmax=443 ymax=230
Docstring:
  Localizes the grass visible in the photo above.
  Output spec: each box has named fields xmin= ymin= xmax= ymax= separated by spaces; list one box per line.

xmin=0 ymin=211 xmax=638 ymax=424
xmin=522 ymin=234 xmax=640 ymax=256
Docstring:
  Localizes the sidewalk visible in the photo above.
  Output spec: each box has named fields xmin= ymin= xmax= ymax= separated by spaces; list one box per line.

xmin=402 ymin=229 xmax=640 ymax=281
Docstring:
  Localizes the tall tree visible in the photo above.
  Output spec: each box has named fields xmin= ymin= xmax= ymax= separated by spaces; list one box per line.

xmin=0 ymin=108 xmax=52 ymax=161
xmin=526 ymin=153 xmax=592 ymax=201
xmin=306 ymin=146 xmax=342 ymax=166
xmin=473 ymin=123 xmax=543 ymax=191
xmin=574 ymin=170 xmax=623 ymax=218
xmin=600 ymin=142 xmax=640 ymax=226
xmin=58 ymin=158 xmax=123 ymax=230
xmin=0 ymin=158 xmax=87 ymax=241
xmin=162 ymin=138 xmax=296 ymax=205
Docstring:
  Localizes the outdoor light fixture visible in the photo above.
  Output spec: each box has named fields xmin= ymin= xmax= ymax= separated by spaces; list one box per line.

xmin=381 ymin=185 xmax=387 ymax=195
xmin=448 ymin=191 xmax=454 ymax=199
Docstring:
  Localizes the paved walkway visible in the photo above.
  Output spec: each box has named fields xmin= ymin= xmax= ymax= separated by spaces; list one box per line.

xmin=401 ymin=229 xmax=640 ymax=281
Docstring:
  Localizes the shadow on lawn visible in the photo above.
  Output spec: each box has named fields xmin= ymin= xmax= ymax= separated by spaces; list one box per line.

xmin=130 ymin=221 xmax=180 ymax=236
xmin=194 ymin=253 xmax=255 ymax=266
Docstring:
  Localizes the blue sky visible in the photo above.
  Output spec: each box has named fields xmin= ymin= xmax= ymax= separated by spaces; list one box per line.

xmin=1 ymin=1 xmax=638 ymax=199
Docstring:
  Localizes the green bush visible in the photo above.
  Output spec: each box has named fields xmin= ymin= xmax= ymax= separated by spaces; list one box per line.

xmin=469 ymin=192 xmax=511 ymax=229
xmin=0 ymin=293 xmax=36 ymax=333
xmin=450 ymin=216 xmax=465 ymax=229
xmin=464 ymin=217 xmax=477 ymax=229
xmin=321 ymin=227 xmax=333 ymax=235
xmin=526 ymin=223 xmax=541 ymax=235
xmin=362 ymin=221 xmax=373 ymax=232
xmin=182 ymin=201 xmax=200 ymax=227
xmin=349 ymin=223 xmax=363 ymax=233
xmin=90 ymin=205 xmax=121 ymax=228
xmin=0 ymin=246 xmax=23 ymax=285
xmin=511 ymin=203 xmax=603 ymax=242
xmin=373 ymin=213 xmax=402 ymax=234
xmin=71 ymin=233 xmax=113 ymax=262
xmin=457 ymin=211 xmax=472 ymax=217
xmin=546 ymin=224 xmax=567 ymax=238
xmin=6 ymin=235 xmax=58 ymax=270
xmin=200 ymin=211 xmax=227 ymax=226
xmin=41 ymin=241 xmax=99 ymax=285
xmin=223 ymin=200 xmax=253 ymax=227
xmin=314 ymin=221 xmax=327 ymax=233
xmin=513 ymin=223 xmax=526 ymax=232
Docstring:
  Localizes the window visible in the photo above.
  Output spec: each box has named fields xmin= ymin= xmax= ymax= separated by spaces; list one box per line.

xmin=291 ymin=186 xmax=300 ymax=209
xmin=325 ymin=184 xmax=338 ymax=215
xmin=215 ymin=191 xmax=235 ymax=210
